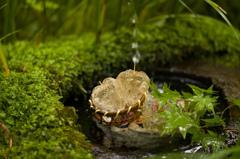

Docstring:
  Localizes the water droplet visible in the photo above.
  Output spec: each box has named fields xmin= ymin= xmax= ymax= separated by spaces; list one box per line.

xmin=131 ymin=42 xmax=138 ymax=49
xmin=132 ymin=51 xmax=141 ymax=64
xmin=132 ymin=19 xmax=136 ymax=24
xmin=133 ymin=29 xmax=136 ymax=37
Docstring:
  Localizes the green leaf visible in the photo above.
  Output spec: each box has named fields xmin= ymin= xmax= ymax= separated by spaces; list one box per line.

xmin=146 ymin=80 xmax=162 ymax=100
xmin=187 ymin=84 xmax=218 ymax=114
xmin=160 ymin=111 xmax=198 ymax=139
xmin=159 ymin=83 xmax=182 ymax=110
xmin=162 ymin=83 xmax=182 ymax=100
xmin=188 ymin=127 xmax=205 ymax=144
xmin=156 ymin=110 xmax=172 ymax=119
xmin=201 ymin=131 xmax=227 ymax=152
xmin=178 ymin=0 xmax=198 ymax=18
xmin=187 ymin=84 xmax=218 ymax=95
xmin=201 ymin=114 xmax=225 ymax=128
xmin=207 ymin=130 xmax=217 ymax=138
xmin=188 ymin=128 xmax=227 ymax=152
xmin=226 ymin=97 xmax=240 ymax=107
xmin=181 ymin=91 xmax=193 ymax=99
xmin=0 ymin=3 xmax=7 ymax=10
xmin=191 ymin=129 xmax=227 ymax=152
xmin=0 ymin=30 xmax=20 ymax=41
xmin=205 ymin=0 xmax=240 ymax=44
xmin=188 ymin=95 xmax=217 ymax=114
xmin=148 ymin=82 xmax=182 ymax=111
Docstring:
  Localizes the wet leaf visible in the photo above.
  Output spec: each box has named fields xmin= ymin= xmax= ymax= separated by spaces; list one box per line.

xmin=187 ymin=84 xmax=218 ymax=95
xmin=201 ymin=114 xmax=225 ymax=127
xmin=159 ymin=111 xmax=198 ymax=139
xmin=148 ymin=82 xmax=182 ymax=111
xmin=190 ymin=129 xmax=227 ymax=152
xmin=226 ymin=97 xmax=240 ymax=107
xmin=186 ymin=84 xmax=218 ymax=114
xmin=181 ymin=91 xmax=193 ymax=99
xmin=159 ymin=83 xmax=182 ymax=110
xmin=201 ymin=130 xmax=227 ymax=152
xmin=205 ymin=0 xmax=240 ymax=44
xmin=188 ymin=95 xmax=217 ymax=114
xmin=188 ymin=127 xmax=205 ymax=144
xmin=147 ymin=80 xmax=162 ymax=99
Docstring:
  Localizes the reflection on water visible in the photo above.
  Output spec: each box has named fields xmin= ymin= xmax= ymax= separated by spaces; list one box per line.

xmin=65 ymin=71 xmax=232 ymax=159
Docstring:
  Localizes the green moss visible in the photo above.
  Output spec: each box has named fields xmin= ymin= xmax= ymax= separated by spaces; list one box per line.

xmin=0 ymin=14 xmax=240 ymax=158
xmin=1 ymin=127 xmax=92 ymax=159
xmin=0 ymin=69 xmax=91 ymax=158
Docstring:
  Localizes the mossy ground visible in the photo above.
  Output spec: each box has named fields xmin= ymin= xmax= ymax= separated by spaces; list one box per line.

xmin=0 ymin=14 xmax=239 ymax=158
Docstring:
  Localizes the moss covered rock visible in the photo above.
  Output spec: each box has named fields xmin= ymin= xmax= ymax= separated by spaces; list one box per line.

xmin=0 ymin=69 xmax=92 ymax=158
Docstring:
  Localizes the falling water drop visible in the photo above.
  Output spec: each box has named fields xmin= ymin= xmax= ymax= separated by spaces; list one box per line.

xmin=127 ymin=0 xmax=141 ymax=72
xmin=131 ymin=42 xmax=138 ymax=49
xmin=132 ymin=51 xmax=141 ymax=72
xmin=130 ymin=13 xmax=141 ymax=71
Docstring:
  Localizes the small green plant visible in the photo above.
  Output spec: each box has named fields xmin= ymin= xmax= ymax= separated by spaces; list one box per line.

xmin=148 ymin=82 xmax=240 ymax=153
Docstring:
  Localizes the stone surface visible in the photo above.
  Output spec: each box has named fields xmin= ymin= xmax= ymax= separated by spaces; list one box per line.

xmin=94 ymin=118 xmax=183 ymax=149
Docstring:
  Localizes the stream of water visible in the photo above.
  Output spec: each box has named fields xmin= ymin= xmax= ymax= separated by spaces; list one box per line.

xmin=128 ymin=0 xmax=141 ymax=72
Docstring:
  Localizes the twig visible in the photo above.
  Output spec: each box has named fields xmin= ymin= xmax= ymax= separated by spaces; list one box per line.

xmin=224 ymin=127 xmax=239 ymax=130
xmin=228 ymin=130 xmax=237 ymax=144
xmin=0 ymin=3 xmax=7 ymax=10
xmin=214 ymin=105 xmax=222 ymax=112
xmin=222 ymin=104 xmax=235 ymax=116
xmin=0 ymin=122 xmax=12 ymax=149
xmin=227 ymin=130 xmax=240 ymax=133
xmin=10 ymin=66 xmax=28 ymax=72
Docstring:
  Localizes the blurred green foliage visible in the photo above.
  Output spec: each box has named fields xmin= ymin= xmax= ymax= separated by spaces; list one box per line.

xmin=1 ymin=0 xmax=240 ymax=43
xmin=148 ymin=146 xmax=240 ymax=159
